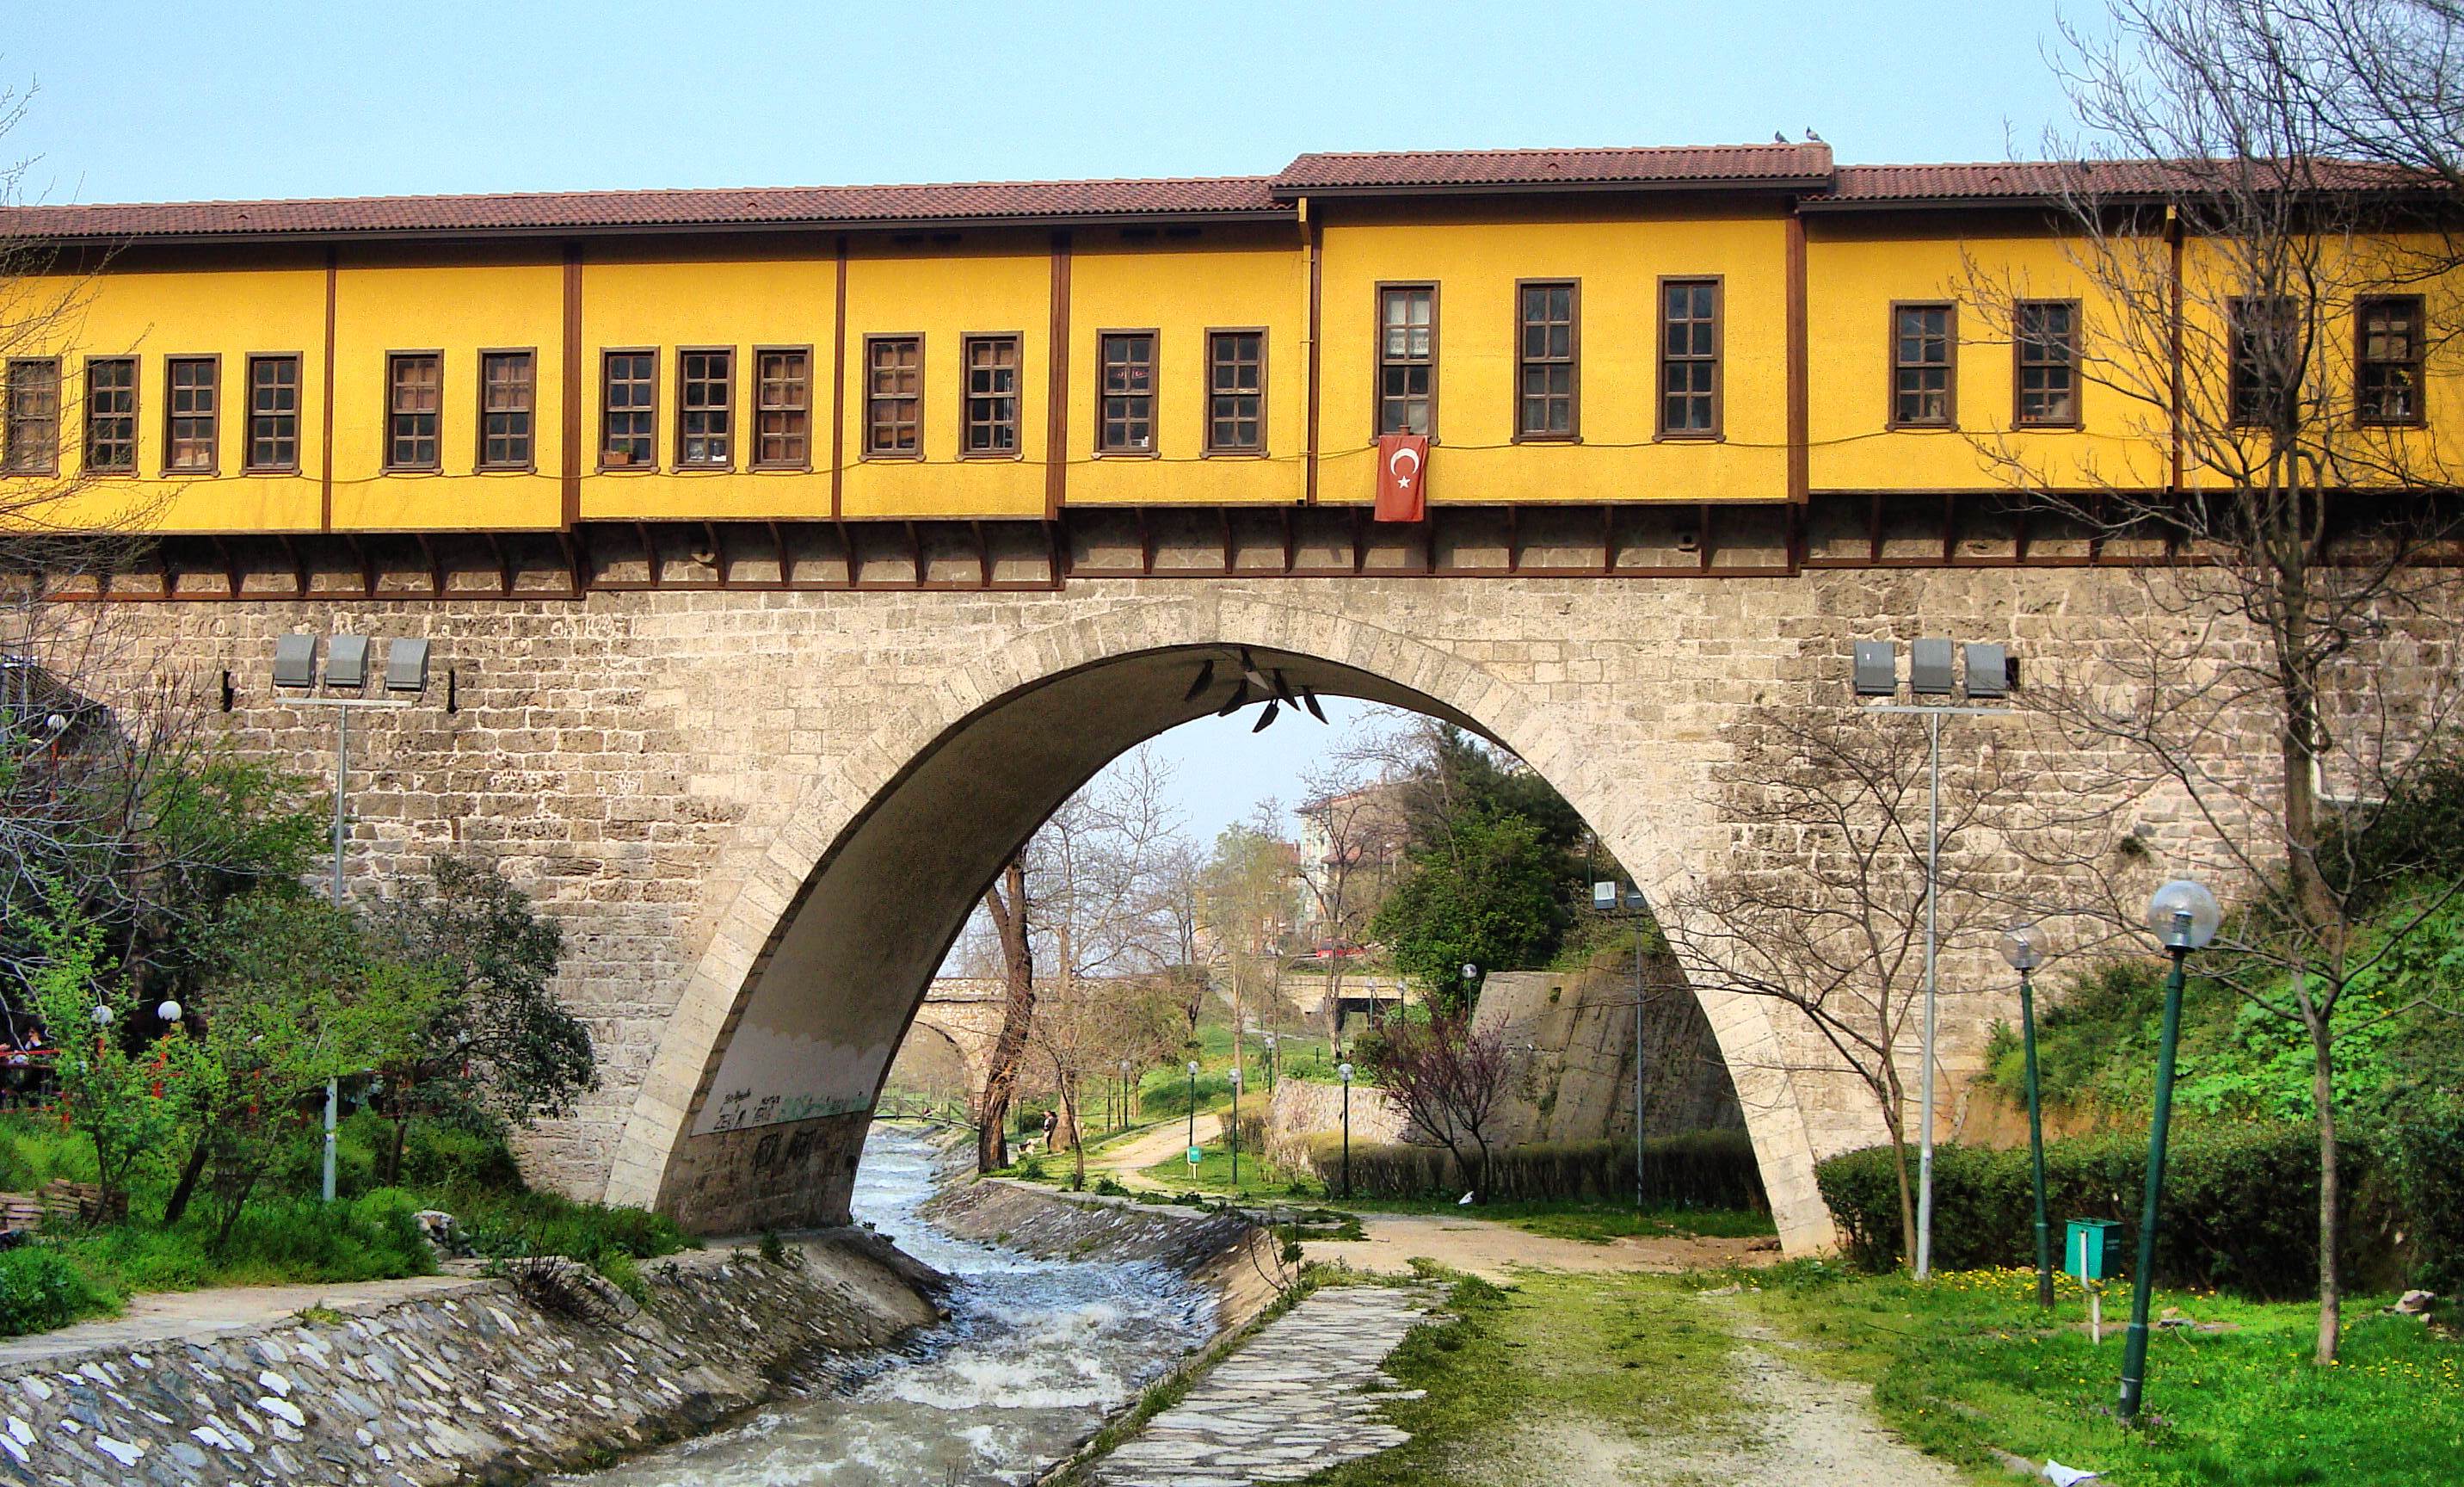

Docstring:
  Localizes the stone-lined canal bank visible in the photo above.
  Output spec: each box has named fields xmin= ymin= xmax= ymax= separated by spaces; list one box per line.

xmin=0 ymin=1232 xmax=944 ymax=1487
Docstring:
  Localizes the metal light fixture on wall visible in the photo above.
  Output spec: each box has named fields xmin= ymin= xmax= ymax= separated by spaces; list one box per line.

xmin=1183 ymin=646 xmax=1329 ymax=732
xmin=1851 ymin=635 xmax=2018 ymax=1282
xmin=271 ymin=632 xmax=437 ymax=1206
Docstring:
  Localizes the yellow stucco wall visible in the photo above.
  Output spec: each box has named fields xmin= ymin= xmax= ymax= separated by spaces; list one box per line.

xmin=6 ymin=209 xmax=2455 ymax=534
xmin=1315 ymin=211 xmax=1793 ymax=506
xmin=1066 ymin=240 xmax=1308 ymax=507
xmin=13 ymin=262 xmax=329 ymax=533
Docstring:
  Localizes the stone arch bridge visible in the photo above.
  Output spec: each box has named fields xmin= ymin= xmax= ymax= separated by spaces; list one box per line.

xmin=891 ymin=980 xmax=1010 ymax=1112
xmin=64 ymin=509 xmax=2293 ymax=1257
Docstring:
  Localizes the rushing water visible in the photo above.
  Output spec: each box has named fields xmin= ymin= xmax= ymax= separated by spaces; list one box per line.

xmin=546 ymin=1126 xmax=1216 ymax=1487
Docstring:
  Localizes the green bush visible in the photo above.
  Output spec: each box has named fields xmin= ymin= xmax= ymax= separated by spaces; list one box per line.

xmin=0 ymin=1247 xmax=116 ymax=1336
xmin=2380 ymin=1102 xmax=2464 ymax=1292
xmin=1299 ymin=1130 xmax=1765 ymax=1211
xmin=449 ymin=1188 xmax=691 ymax=1264
xmin=1814 ymin=1126 xmax=2379 ymax=1297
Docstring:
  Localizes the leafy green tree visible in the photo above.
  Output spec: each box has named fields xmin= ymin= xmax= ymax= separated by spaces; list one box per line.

xmin=164 ymin=892 xmax=436 ymax=1241
xmin=368 ymin=856 xmax=594 ymax=1183
xmin=1371 ymin=811 xmax=1573 ymax=1011
xmin=21 ymin=886 xmax=183 ymax=1219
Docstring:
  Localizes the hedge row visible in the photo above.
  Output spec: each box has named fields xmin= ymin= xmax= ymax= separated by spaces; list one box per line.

xmin=1297 ymin=1129 xmax=1767 ymax=1210
xmin=1813 ymin=1123 xmax=2451 ymax=1298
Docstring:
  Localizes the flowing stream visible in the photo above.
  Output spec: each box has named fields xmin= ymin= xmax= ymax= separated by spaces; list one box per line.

xmin=545 ymin=1127 xmax=1216 ymax=1486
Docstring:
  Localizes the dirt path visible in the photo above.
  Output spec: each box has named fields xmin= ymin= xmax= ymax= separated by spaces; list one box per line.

xmin=1085 ymin=1113 xmax=1222 ymax=1190
xmin=1300 ymin=1211 xmax=1779 ymax=1280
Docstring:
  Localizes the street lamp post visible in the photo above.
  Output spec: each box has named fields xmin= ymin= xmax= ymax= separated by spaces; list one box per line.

xmin=1228 ymin=1065 xmax=1243 ymax=1191
xmin=2000 ymin=921 xmax=2054 ymax=1310
xmin=1853 ymin=637 xmax=2014 ymax=1280
xmin=1262 ymin=1033 xmax=1277 ymax=1095
xmin=1592 ymin=879 xmax=1653 ymax=1210
xmin=1186 ymin=1058 xmax=1199 ymax=1178
xmin=2120 ymin=879 xmax=2220 ymax=1422
xmin=1338 ymin=1059 xmax=1354 ymax=1199
xmin=272 ymin=632 xmax=432 ymax=1204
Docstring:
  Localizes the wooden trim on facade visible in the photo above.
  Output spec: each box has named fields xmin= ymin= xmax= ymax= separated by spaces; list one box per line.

xmin=1044 ymin=231 xmax=1072 ymax=516
xmin=560 ymin=244 xmax=582 ymax=524
xmin=322 ymin=250 xmax=339 ymax=527
xmin=1784 ymin=216 xmax=1808 ymax=504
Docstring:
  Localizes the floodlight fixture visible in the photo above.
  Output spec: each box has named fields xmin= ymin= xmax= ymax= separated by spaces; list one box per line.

xmin=325 ymin=634 xmax=370 ymax=690
xmin=385 ymin=638 xmax=431 ymax=694
xmin=1965 ymin=642 xmax=2011 ymax=700
xmin=273 ymin=634 xmax=319 ymax=688
xmin=1853 ymin=639 xmax=1898 ymax=697
xmin=1910 ymin=637 xmax=1956 ymax=695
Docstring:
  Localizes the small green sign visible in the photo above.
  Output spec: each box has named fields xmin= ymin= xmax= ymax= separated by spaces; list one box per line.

xmin=1187 ymin=1145 xmax=1204 ymax=1165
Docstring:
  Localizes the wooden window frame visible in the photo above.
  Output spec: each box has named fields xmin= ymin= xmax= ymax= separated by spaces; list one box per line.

xmin=2228 ymin=295 xmax=2303 ymax=429
xmin=82 ymin=356 xmax=138 ymax=476
xmin=1202 ymin=327 xmax=1269 ymax=457
xmin=2355 ymin=294 xmax=2428 ymax=429
xmin=1655 ymin=275 xmax=1724 ymax=441
xmin=162 ymin=354 xmax=221 ymax=476
xmin=1373 ymin=281 xmax=1440 ymax=441
xmin=862 ymin=333 xmax=925 ymax=460
xmin=241 ymin=352 xmax=303 ymax=475
xmin=1095 ymin=329 xmax=1160 ymax=457
xmin=958 ymin=332 xmax=1025 ymax=461
xmin=1512 ymin=280 xmax=1581 ymax=443
xmin=2011 ymin=299 xmax=2084 ymax=431
xmin=383 ymin=350 xmax=444 ymax=473
xmin=475 ymin=348 xmax=538 ymax=472
xmin=675 ymin=346 xmax=736 ymax=471
xmin=599 ymin=347 xmax=660 ymax=472
xmin=749 ymin=344 xmax=813 ymax=471
xmin=1887 ymin=301 xmax=1958 ymax=430
xmin=3 ymin=357 xmax=61 ymax=477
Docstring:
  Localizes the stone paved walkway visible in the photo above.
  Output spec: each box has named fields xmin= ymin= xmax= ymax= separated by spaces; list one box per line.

xmin=1093 ymin=1282 xmax=1440 ymax=1487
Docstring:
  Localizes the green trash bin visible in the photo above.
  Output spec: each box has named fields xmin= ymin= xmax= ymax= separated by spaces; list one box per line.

xmin=2066 ymin=1219 xmax=2120 ymax=1281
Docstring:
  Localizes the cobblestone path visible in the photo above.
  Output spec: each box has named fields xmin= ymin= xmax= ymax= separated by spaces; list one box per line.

xmin=1092 ymin=1282 xmax=1440 ymax=1486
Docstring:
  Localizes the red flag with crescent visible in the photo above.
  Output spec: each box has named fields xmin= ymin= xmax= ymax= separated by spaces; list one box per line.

xmin=1373 ymin=434 xmax=1429 ymax=521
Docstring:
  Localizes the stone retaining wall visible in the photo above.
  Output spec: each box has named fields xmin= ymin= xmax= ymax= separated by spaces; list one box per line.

xmin=0 ymin=1231 xmax=940 ymax=1487
xmin=926 ymin=1179 xmax=1290 ymax=1330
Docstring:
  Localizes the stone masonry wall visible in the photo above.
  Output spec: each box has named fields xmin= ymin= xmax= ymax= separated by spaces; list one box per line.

xmin=52 ymin=565 xmax=2360 ymax=1254
xmin=0 ymin=1231 xmax=939 ymax=1487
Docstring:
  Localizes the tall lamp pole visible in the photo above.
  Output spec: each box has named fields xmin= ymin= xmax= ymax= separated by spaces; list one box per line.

xmin=1853 ymin=638 xmax=2015 ymax=1280
xmin=2120 ymin=879 xmax=2219 ymax=1422
xmin=2000 ymin=921 xmax=2054 ymax=1309
xmin=272 ymin=633 xmax=432 ymax=1204
xmin=1338 ymin=1059 xmax=1354 ymax=1199
xmin=1228 ymin=1064 xmax=1243 ymax=1191
xmin=1186 ymin=1058 xmax=1199 ymax=1165
xmin=1592 ymin=879 xmax=1652 ymax=1209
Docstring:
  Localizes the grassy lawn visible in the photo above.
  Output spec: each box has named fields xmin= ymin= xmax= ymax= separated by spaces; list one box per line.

xmin=1131 ymin=1143 xmax=1775 ymax=1242
xmin=1301 ymin=1267 xmax=1748 ymax=1485
xmin=1733 ymin=1261 xmax=2464 ymax=1486
xmin=1334 ymin=1194 xmax=1777 ymax=1242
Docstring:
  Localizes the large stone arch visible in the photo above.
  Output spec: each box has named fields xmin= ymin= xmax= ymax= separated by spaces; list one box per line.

xmin=601 ymin=592 xmax=1843 ymax=1252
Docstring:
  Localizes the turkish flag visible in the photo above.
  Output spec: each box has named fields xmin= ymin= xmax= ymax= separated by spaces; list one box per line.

xmin=1373 ymin=434 xmax=1429 ymax=522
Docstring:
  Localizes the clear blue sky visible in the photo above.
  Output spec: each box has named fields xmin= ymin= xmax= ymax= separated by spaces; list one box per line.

xmin=11 ymin=2 xmax=2089 ymax=207
xmin=7 ymin=0 xmax=2095 ymax=845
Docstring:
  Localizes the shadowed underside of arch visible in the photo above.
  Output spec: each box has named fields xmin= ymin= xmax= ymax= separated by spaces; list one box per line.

xmin=601 ymin=601 xmax=1841 ymax=1253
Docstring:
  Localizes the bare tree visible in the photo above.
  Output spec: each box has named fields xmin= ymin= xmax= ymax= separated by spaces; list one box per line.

xmin=1358 ymin=1007 xmax=1520 ymax=1203
xmin=1956 ymin=0 xmax=2464 ymax=1360
xmin=1666 ymin=708 xmax=2015 ymax=1267
xmin=1200 ymin=802 xmax=1298 ymax=1081
xmin=1292 ymin=752 xmax=1408 ymax=1040
xmin=973 ymin=855 xmax=1034 ymax=1174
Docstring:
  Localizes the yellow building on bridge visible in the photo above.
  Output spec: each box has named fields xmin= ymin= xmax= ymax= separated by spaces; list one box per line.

xmin=0 ymin=143 xmax=2448 ymax=591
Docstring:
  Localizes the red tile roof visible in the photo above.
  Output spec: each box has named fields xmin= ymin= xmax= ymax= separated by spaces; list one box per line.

xmin=3 ymin=147 xmax=2439 ymax=244
xmin=0 ymin=176 xmax=1284 ymax=243
xmin=1275 ymin=144 xmax=1833 ymax=194
xmin=1815 ymin=158 xmax=2442 ymax=207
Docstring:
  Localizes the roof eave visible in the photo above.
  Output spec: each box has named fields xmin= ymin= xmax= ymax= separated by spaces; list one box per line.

xmin=5 ymin=206 xmax=1297 ymax=250
xmin=1269 ymin=175 xmax=1835 ymax=202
